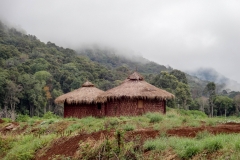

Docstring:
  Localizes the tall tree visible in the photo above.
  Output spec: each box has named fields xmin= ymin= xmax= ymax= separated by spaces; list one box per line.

xmin=170 ymin=69 xmax=188 ymax=84
xmin=205 ymin=82 xmax=216 ymax=117
xmin=175 ymin=82 xmax=192 ymax=109
xmin=4 ymin=80 xmax=22 ymax=120
xmin=214 ymin=96 xmax=233 ymax=117
xmin=233 ymin=94 xmax=240 ymax=115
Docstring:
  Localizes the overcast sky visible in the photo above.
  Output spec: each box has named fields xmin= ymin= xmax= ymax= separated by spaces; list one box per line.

xmin=0 ymin=0 xmax=240 ymax=82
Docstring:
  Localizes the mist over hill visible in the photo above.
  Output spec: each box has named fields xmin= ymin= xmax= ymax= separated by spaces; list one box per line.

xmin=187 ymin=68 xmax=240 ymax=92
xmin=76 ymin=45 xmax=171 ymax=74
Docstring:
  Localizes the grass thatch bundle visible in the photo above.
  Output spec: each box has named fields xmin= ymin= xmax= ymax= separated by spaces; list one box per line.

xmin=97 ymin=72 xmax=175 ymax=103
xmin=55 ymin=81 xmax=104 ymax=104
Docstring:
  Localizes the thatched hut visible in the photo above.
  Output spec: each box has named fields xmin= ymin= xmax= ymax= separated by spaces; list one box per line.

xmin=55 ymin=81 xmax=105 ymax=118
xmin=97 ymin=72 xmax=174 ymax=116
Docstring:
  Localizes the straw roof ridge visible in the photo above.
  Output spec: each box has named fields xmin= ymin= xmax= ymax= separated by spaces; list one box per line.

xmin=82 ymin=81 xmax=94 ymax=87
xmin=97 ymin=73 xmax=175 ymax=103
xmin=55 ymin=81 xmax=104 ymax=104
xmin=128 ymin=71 xmax=144 ymax=80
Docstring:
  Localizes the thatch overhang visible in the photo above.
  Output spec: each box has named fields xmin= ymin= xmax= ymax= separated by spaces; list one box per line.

xmin=97 ymin=72 xmax=175 ymax=103
xmin=55 ymin=81 xmax=104 ymax=104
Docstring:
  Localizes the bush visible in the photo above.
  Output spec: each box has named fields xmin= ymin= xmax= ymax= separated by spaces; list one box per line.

xmin=146 ymin=112 xmax=163 ymax=123
xmin=123 ymin=124 xmax=135 ymax=131
xmin=66 ymin=123 xmax=82 ymax=132
xmin=178 ymin=109 xmax=207 ymax=118
xmin=4 ymin=134 xmax=55 ymax=160
xmin=16 ymin=114 xmax=30 ymax=122
xmin=1 ymin=118 xmax=12 ymax=123
xmin=235 ymin=141 xmax=240 ymax=151
xmin=180 ymin=145 xmax=200 ymax=159
xmin=195 ymin=131 xmax=212 ymax=140
xmin=143 ymin=138 xmax=167 ymax=151
xmin=43 ymin=111 xmax=58 ymax=119
xmin=203 ymin=139 xmax=223 ymax=153
xmin=171 ymin=138 xmax=201 ymax=159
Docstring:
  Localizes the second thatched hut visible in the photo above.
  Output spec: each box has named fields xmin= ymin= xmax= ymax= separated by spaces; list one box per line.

xmin=97 ymin=72 xmax=174 ymax=116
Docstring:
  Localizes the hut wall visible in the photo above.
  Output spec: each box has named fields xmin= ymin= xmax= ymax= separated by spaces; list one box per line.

xmin=105 ymin=99 xmax=166 ymax=116
xmin=64 ymin=103 xmax=105 ymax=118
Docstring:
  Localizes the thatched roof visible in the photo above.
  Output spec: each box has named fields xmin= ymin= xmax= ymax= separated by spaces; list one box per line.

xmin=55 ymin=81 xmax=104 ymax=104
xmin=97 ymin=72 xmax=174 ymax=103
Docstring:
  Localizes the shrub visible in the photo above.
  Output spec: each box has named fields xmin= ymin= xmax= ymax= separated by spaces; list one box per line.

xmin=180 ymin=145 xmax=200 ymax=159
xmin=203 ymin=139 xmax=223 ymax=153
xmin=123 ymin=124 xmax=135 ymax=131
xmin=143 ymin=138 xmax=167 ymax=151
xmin=4 ymin=134 xmax=55 ymax=160
xmin=43 ymin=111 xmax=58 ymax=119
xmin=178 ymin=109 xmax=207 ymax=118
xmin=169 ymin=137 xmax=203 ymax=159
xmin=16 ymin=114 xmax=30 ymax=122
xmin=146 ymin=112 xmax=163 ymax=123
xmin=235 ymin=141 xmax=240 ymax=151
xmin=195 ymin=131 xmax=212 ymax=140
xmin=66 ymin=123 xmax=82 ymax=132
xmin=1 ymin=118 xmax=12 ymax=123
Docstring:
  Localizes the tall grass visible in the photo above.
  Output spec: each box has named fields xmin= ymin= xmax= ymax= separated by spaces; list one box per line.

xmin=4 ymin=134 xmax=56 ymax=160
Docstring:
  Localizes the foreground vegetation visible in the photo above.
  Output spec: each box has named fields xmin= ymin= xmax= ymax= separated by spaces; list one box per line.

xmin=1 ymin=108 xmax=240 ymax=159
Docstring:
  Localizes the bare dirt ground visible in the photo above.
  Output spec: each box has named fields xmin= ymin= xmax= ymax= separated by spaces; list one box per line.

xmin=34 ymin=122 xmax=240 ymax=160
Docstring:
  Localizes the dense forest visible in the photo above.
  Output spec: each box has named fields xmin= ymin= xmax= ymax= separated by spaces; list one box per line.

xmin=0 ymin=21 xmax=240 ymax=120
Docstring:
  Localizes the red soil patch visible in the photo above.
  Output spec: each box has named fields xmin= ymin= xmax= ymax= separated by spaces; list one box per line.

xmin=167 ymin=122 xmax=240 ymax=137
xmin=0 ymin=119 xmax=4 ymax=123
xmin=35 ymin=130 xmax=115 ymax=160
xmin=35 ymin=129 xmax=160 ymax=160
xmin=125 ymin=129 xmax=159 ymax=142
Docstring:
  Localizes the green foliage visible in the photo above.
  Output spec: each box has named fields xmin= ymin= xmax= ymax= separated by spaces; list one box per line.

xmin=4 ymin=134 xmax=55 ymax=160
xmin=146 ymin=112 xmax=163 ymax=123
xmin=1 ymin=118 xmax=12 ymax=123
xmin=235 ymin=141 xmax=240 ymax=151
xmin=214 ymin=95 xmax=234 ymax=116
xmin=0 ymin=137 xmax=15 ymax=157
xmin=195 ymin=131 xmax=212 ymax=140
xmin=143 ymin=138 xmax=167 ymax=151
xmin=43 ymin=111 xmax=58 ymax=119
xmin=123 ymin=124 xmax=135 ymax=131
xmin=66 ymin=123 xmax=82 ymax=132
xmin=170 ymin=69 xmax=188 ymax=84
xmin=203 ymin=138 xmax=223 ymax=153
xmin=178 ymin=109 xmax=207 ymax=118
xmin=16 ymin=114 xmax=30 ymax=122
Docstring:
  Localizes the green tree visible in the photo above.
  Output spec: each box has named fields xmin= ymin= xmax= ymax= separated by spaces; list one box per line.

xmin=170 ymin=69 xmax=188 ymax=84
xmin=205 ymin=82 xmax=216 ymax=117
xmin=233 ymin=94 xmax=240 ymax=115
xmin=4 ymin=80 xmax=22 ymax=120
xmin=214 ymin=96 xmax=233 ymax=117
xmin=18 ymin=74 xmax=46 ymax=116
xmin=175 ymin=82 xmax=192 ymax=109
xmin=152 ymin=71 xmax=178 ymax=93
